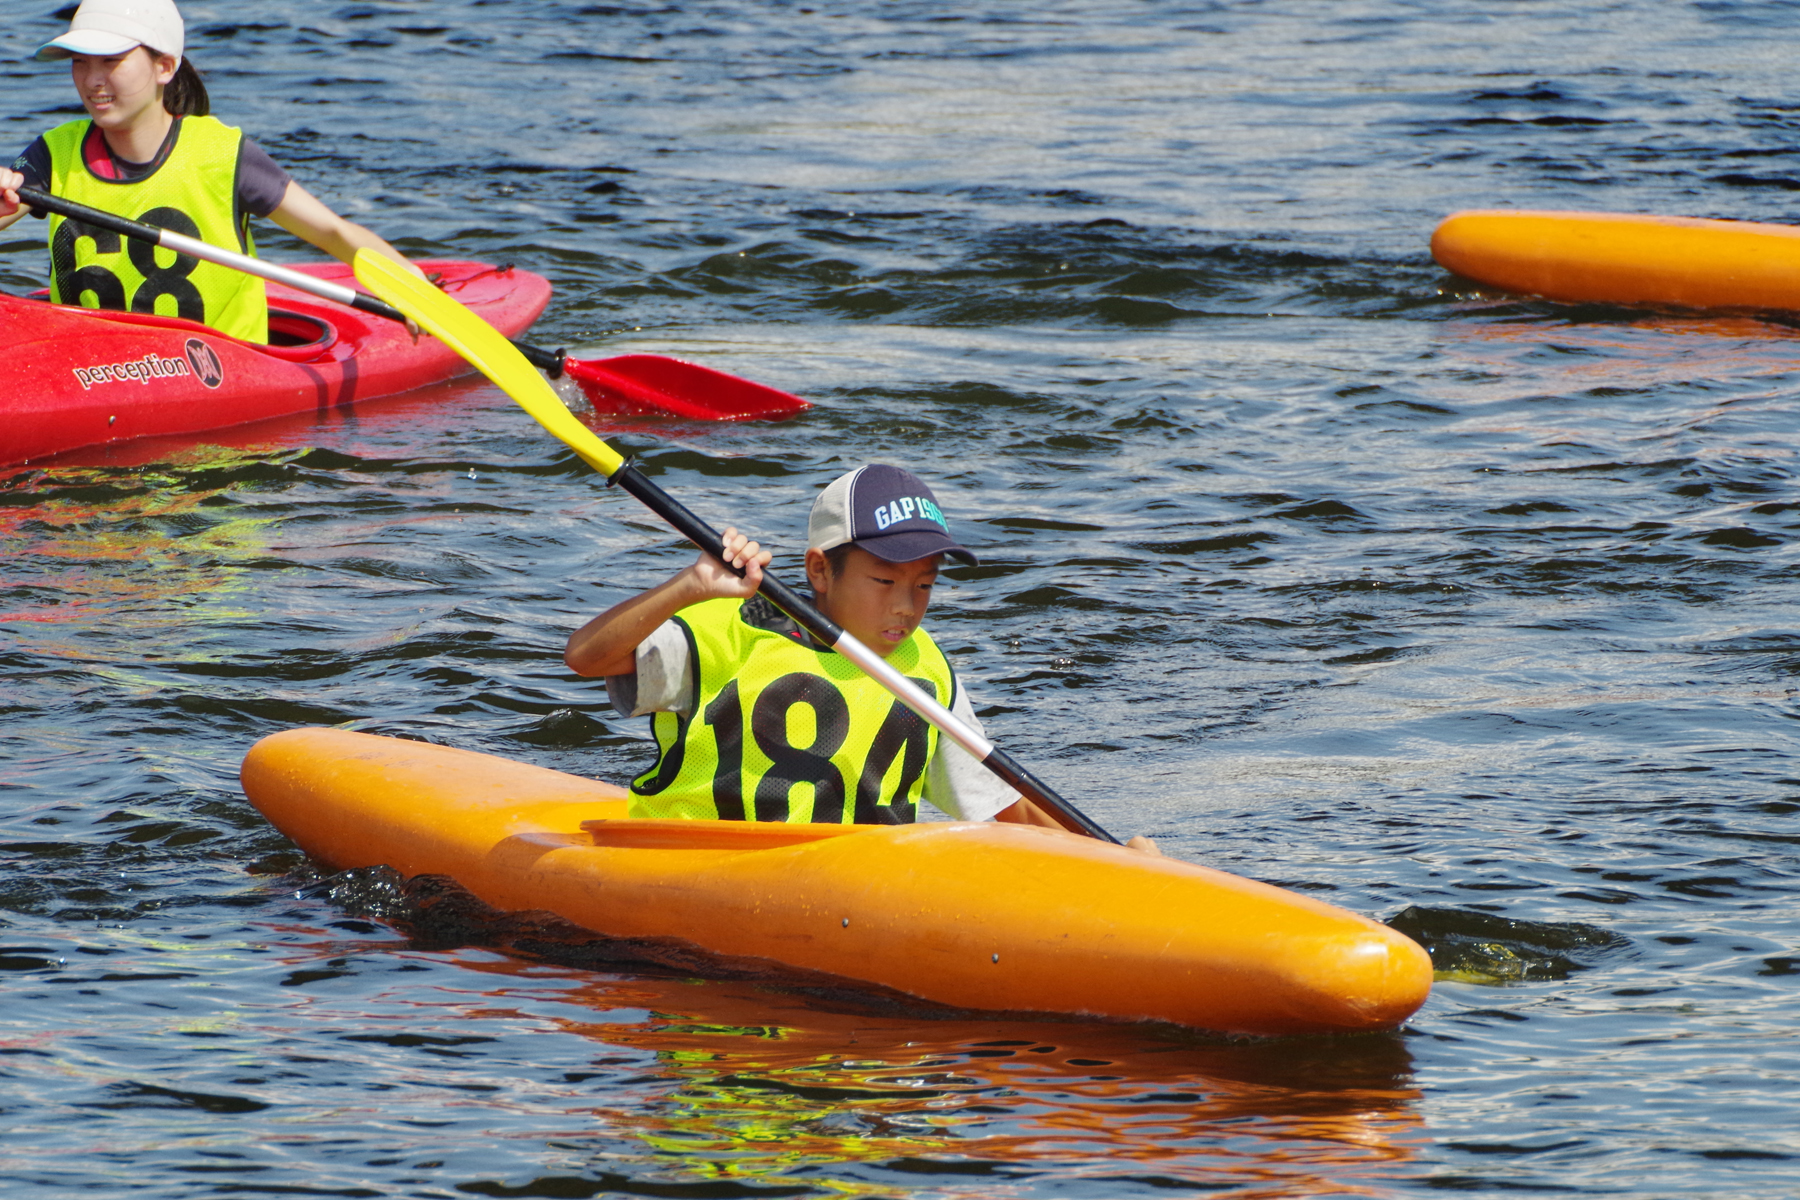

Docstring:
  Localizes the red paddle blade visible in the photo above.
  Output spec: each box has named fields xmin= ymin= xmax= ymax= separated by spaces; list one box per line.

xmin=561 ymin=353 xmax=811 ymax=421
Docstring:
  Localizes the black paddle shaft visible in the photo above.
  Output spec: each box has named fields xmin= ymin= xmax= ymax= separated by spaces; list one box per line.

xmin=14 ymin=185 xmax=570 ymax=377
xmin=15 ymin=180 xmax=1115 ymax=841
xmin=607 ymin=462 xmax=1120 ymax=843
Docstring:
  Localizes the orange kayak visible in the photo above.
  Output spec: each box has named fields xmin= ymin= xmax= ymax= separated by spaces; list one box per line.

xmin=240 ymin=727 xmax=1432 ymax=1036
xmin=1430 ymin=209 xmax=1800 ymax=312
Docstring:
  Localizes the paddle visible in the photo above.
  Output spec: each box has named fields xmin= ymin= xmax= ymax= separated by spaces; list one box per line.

xmin=13 ymin=185 xmax=809 ymax=422
xmin=350 ymin=247 xmax=1120 ymax=845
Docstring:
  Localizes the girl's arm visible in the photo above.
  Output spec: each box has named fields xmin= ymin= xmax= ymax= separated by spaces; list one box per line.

xmin=565 ymin=529 xmax=771 ymax=678
xmin=268 ymin=179 xmax=424 ymax=276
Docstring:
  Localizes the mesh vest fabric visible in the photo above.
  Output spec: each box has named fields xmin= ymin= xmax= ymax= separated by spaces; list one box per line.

xmin=43 ymin=116 xmax=269 ymax=344
xmin=630 ymin=596 xmax=957 ymax=824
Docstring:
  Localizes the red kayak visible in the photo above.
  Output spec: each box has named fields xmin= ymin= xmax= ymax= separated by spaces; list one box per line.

xmin=3 ymin=259 xmax=550 ymax=467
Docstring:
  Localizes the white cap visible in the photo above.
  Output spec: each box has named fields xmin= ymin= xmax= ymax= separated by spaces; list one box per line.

xmin=37 ymin=0 xmax=185 ymax=63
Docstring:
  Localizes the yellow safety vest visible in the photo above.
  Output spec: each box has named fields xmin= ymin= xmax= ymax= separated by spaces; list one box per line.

xmin=630 ymin=596 xmax=957 ymax=824
xmin=43 ymin=116 xmax=268 ymax=344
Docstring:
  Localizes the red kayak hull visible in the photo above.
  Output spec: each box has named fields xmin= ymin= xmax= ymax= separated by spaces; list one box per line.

xmin=3 ymin=260 xmax=550 ymax=467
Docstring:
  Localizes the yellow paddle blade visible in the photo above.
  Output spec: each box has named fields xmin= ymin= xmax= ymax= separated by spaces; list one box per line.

xmin=351 ymin=249 xmax=626 ymax=477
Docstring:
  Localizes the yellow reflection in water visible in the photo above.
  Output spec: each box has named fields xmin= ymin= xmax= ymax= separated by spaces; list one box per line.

xmin=449 ymin=957 xmax=1426 ymax=1198
xmin=0 ymin=451 xmax=275 ymax=637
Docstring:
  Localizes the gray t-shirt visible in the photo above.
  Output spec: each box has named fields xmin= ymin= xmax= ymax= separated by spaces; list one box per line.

xmin=608 ymin=617 xmax=1019 ymax=823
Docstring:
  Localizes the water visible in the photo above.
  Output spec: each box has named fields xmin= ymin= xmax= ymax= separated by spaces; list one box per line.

xmin=4 ymin=1 xmax=1799 ymax=1195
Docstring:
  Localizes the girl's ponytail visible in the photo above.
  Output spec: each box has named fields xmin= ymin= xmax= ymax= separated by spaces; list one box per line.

xmin=163 ymin=56 xmax=210 ymax=117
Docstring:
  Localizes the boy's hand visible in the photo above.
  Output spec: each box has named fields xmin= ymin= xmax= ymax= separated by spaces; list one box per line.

xmin=690 ymin=527 xmax=771 ymax=599
xmin=566 ymin=527 xmax=774 ymax=678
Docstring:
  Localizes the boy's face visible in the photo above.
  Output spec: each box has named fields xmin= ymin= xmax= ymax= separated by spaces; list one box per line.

xmin=805 ymin=546 xmax=941 ymax=658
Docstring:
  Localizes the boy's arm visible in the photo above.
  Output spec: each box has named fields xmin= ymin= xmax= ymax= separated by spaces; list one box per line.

xmin=565 ymin=528 xmax=770 ymax=678
xmin=932 ymin=688 xmax=1162 ymax=854
xmin=993 ymin=797 xmax=1073 ymax=830
xmin=993 ymin=796 xmax=1162 ymax=855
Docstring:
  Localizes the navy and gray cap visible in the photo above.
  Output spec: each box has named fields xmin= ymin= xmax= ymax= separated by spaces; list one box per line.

xmin=808 ymin=464 xmax=977 ymax=566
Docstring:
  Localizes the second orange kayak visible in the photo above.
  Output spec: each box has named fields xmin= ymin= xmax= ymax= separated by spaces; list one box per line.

xmin=1431 ymin=209 xmax=1800 ymax=312
xmin=241 ymin=727 xmax=1433 ymax=1037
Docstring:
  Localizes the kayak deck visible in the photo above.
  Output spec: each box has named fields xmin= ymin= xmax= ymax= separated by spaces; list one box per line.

xmin=242 ymin=727 xmax=1433 ymax=1037
xmin=4 ymin=259 xmax=551 ymax=466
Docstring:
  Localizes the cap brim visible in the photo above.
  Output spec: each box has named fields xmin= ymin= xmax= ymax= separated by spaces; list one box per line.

xmin=855 ymin=531 xmax=978 ymax=567
xmin=37 ymin=31 xmax=144 ymax=60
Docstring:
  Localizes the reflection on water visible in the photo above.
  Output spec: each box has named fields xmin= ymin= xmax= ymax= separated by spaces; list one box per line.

xmin=1441 ymin=306 xmax=1800 ymax=398
xmin=201 ymin=869 xmax=1429 ymax=1195
xmin=522 ymin=980 xmax=1420 ymax=1196
xmin=298 ymin=929 xmax=1426 ymax=1199
xmin=0 ymin=467 xmax=267 ymax=630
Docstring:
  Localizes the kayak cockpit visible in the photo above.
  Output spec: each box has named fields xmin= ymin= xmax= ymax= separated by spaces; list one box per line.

xmin=581 ymin=818 xmax=873 ymax=850
xmin=18 ymin=289 xmax=340 ymax=362
xmin=260 ymin=309 xmax=338 ymax=360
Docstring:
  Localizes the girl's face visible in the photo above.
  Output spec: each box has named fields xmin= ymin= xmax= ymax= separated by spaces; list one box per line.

xmin=69 ymin=48 xmax=177 ymax=131
xmin=805 ymin=546 xmax=941 ymax=659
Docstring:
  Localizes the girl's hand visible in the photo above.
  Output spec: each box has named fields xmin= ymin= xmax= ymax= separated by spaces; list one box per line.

xmin=689 ymin=527 xmax=771 ymax=600
xmin=0 ymin=169 xmax=25 ymax=218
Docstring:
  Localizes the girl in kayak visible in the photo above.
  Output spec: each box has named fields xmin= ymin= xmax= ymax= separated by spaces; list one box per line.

xmin=0 ymin=0 xmax=420 ymax=345
xmin=567 ymin=464 xmax=1159 ymax=849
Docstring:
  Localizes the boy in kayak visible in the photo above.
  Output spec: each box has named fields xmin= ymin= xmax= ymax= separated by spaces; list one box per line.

xmin=567 ymin=464 xmax=1156 ymax=848
xmin=0 ymin=0 xmax=420 ymax=345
